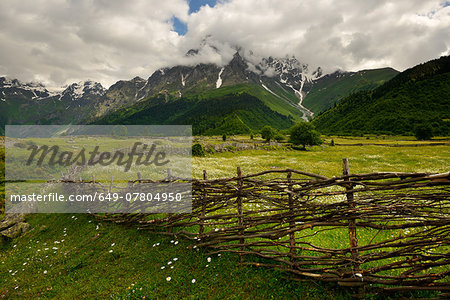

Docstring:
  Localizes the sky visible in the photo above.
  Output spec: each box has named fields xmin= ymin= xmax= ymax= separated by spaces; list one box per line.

xmin=0 ymin=0 xmax=449 ymax=89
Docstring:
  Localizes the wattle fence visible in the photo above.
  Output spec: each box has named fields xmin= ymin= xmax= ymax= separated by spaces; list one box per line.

xmin=61 ymin=159 xmax=449 ymax=296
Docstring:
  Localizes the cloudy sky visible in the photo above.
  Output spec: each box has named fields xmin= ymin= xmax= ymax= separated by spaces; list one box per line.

xmin=0 ymin=0 xmax=449 ymax=88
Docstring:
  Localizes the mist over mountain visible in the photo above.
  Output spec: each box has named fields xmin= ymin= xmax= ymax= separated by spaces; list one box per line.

xmin=0 ymin=47 xmax=406 ymax=135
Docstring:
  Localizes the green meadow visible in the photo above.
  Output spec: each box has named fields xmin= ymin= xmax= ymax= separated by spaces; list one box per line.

xmin=0 ymin=135 xmax=449 ymax=298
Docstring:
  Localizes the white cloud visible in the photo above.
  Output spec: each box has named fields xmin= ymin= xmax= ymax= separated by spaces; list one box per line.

xmin=0 ymin=0 xmax=448 ymax=88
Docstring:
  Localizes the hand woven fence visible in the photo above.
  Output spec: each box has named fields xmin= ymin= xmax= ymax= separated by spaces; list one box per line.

xmin=59 ymin=159 xmax=449 ymax=296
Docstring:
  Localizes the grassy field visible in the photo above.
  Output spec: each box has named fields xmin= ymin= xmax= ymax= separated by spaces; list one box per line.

xmin=1 ymin=135 xmax=449 ymax=298
xmin=0 ymin=214 xmax=350 ymax=299
xmin=193 ymin=135 xmax=450 ymax=179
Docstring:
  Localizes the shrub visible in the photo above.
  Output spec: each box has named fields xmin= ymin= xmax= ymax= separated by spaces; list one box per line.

xmin=222 ymin=134 xmax=227 ymax=142
xmin=192 ymin=143 xmax=206 ymax=157
xmin=274 ymin=132 xmax=285 ymax=142
xmin=330 ymin=139 xmax=335 ymax=146
xmin=414 ymin=124 xmax=433 ymax=140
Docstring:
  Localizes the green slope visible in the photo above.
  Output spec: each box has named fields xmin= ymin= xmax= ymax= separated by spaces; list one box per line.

xmin=303 ymin=68 xmax=399 ymax=114
xmin=0 ymin=95 xmax=99 ymax=135
xmin=94 ymin=87 xmax=297 ymax=135
xmin=192 ymin=84 xmax=304 ymax=122
xmin=0 ymin=213 xmax=349 ymax=298
xmin=312 ymin=56 xmax=450 ymax=136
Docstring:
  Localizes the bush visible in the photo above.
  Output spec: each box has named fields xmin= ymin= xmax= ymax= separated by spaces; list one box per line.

xmin=414 ymin=124 xmax=433 ymax=140
xmin=261 ymin=126 xmax=276 ymax=142
xmin=288 ymin=122 xmax=322 ymax=149
xmin=222 ymin=134 xmax=227 ymax=142
xmin=274 ymin=132 xmax=285 ymax=142
xmin=330 ymin=139 xmax=335 ymax=146
xmin=192 ymin=143 xmax=206 ymax=157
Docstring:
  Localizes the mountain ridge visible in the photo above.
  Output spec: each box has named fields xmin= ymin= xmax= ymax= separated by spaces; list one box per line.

xmin=0 ymin=50 xmax=402 ymax=135
xmin=312 ymin=55 xmax=450 ymax=136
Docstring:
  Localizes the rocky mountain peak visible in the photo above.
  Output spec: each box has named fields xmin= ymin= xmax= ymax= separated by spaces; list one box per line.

xmin=60 ymin=81 xmax=106 ymax=102
xmin=0 ymin=76 xmax=52 ymax=100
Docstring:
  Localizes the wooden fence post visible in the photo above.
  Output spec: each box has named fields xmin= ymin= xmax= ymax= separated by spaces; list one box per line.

xmin=199 ymin=170 xmax=207 ymax=236
xmin=237 ymin=166 xmax=245 ymax=261
xmin=136 ymin=172 xmax=145 ymax=213
xmin=343 ymin=158 xmax=364 ymax=298
xmin=343 ymin=158 xmax=359 ymax=268
xmin=167 ymin=169 xmax=174 ymax=233
xmin=287 ymin=171 xmax=296 ymax=270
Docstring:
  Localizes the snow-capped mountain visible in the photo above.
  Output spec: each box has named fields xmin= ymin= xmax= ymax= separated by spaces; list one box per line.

xmin=0 ymin=51 xmax=321 ymax=118
xmin=0 ymin=49 xmax=398 ymax=130
xmin=0 ymin=77 xmax=54 ymax=101
xmin=59 ymin=81 xmax=106 ymax=103
xmin=0 ymin=77 xmax=106 ymax=104
xmin=131 ymin=51 xmax=318 ymax=119
xmin=256 ymin=56 xmax=323 ymax=99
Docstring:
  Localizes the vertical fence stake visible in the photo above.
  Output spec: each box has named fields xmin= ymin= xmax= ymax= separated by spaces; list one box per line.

xmin=167 ymin=168 xmax=174 ymax=233
xmin=199 ymin=170 xmax=207 ymax=236
xmin=343 ymin=158 xmax=363 ymax=297
xmin=136 ymin=172 xmax=145 ymax=213
xmin=237 ymin=166 xmax=245 ymax=261
xmin=287 ymin=171 xmax=296 ymax=273
xmin=109 ymin=176 xmax=113 ymax=193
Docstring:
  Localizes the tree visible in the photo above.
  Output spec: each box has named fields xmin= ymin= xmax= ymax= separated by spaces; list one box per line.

xmin=261 ymin=126 xmax=276 ymax=142
xmin=414 ymin=123 xmax=433 ymax=140
xmin=289 ymin=122 xmax=322 ymax=149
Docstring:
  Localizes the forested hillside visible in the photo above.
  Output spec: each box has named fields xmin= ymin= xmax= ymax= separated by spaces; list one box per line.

xmin=94 ymin=91 xmax=294 ymax=135
xmin=313 ymin=56 xmax=450 ymax=136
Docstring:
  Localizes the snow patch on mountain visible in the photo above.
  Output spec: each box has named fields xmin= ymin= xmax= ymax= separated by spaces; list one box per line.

xmin=260 ymin=81 xmax=279 ymax=98
xmin=216 ymin=67 xmax=224 ymax=88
